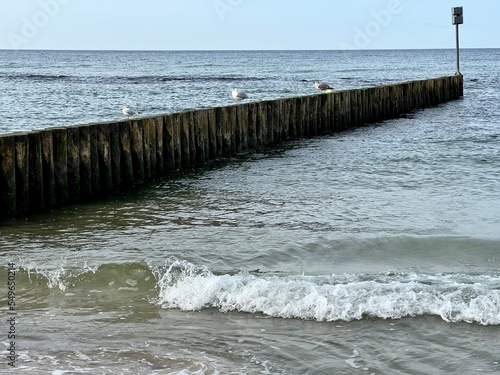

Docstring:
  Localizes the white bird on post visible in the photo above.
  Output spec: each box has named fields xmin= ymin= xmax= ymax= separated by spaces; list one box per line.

xmin=314 ymin=81 xmax=333 ymax=91
xmin=121 ymin=106 xmax=136 ymax=119
xmin=231 ymin=88 xmax=249 ymax=101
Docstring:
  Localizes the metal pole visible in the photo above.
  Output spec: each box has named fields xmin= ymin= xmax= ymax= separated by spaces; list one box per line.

xmin=455 ymin=24 xmax=460 ymax=75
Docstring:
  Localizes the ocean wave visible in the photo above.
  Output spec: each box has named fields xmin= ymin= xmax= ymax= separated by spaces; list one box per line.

xmin=156 ymin=260 xmax=500 ymax=325
xmin=10 ymin=259 xmax=500 ymax=325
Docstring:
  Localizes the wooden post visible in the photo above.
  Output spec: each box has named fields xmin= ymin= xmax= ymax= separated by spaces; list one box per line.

xmin=265 ymin=101 xmax=275 ymax=145
xmin=279 ymin=99 xmax=289 ymax=141
xmin=255 ymin=101 xmax=266 ymax=150
xmin=154 ymin=117 xmax=164 ymax=175
xmin=97 ymin=123 xmax=112 ymax=194
xmin=299 ymin=96 xmax=309 ymax=137
xmin=79 ymin=125 xmax=92 ymax=199
xmin=14 ymin=133 xmax=29 ymax=214
xmin=218 ymin=106 xmax=233 ymax=157
xmin=130 ymin=119 xmax=145 ymax=182
xmin=109 ymin=122 xmax=122 ymax=189
xmin=309 ymin=94 xmax=319 ymax=136
xmin=53 ymin=127 xmax=69 ymax=205
xmin=237 ymin=104 xmax=249 ymax=153
xmin=246 ymin=102 xmax=257 ymax=150
xmin=28 ymin=131 xmax=44 ymax=210
xmin=288 ymin=97 xmax=298 ymax=139
xmin=67 ymin=126 xmax=81 ymax=202
xmin=196 ymin=110 xmax=209 ymax=165
xmin=207 ymin=108 xmax=218 ymax=160
xmin=89 ymin=125 xmax=101 ymax=196
xmin=40 ymin=130 xmax=56 ymax=208
xmin=163 ymin=114 xmax=176 ymax=172
xmin=0 ymin=135 xmax=16 ymax=217
xmin=179 ymin=111 xmax=192 ymax=168
xmin=142 ymin=118 xmax=152 ymax=179
xmin=117 ymin=121 xmax=134 ymax=187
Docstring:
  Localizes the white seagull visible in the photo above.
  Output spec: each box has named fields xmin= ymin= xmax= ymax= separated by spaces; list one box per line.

xmin=121 ymin=106 xmax=136 ymax=119
xmin=314 ymin=81 xmax=333 ymax=91
xmin=231 ymin=88 xmax=249 ymax=101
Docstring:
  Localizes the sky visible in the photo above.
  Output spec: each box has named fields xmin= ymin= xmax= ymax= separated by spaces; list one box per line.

xmin=0 ymin=0 xmax=498 ymax=50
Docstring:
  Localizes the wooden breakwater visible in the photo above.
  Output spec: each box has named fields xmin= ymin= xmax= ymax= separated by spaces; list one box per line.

xmin=0 ymin=75 xmax=463 ymax=219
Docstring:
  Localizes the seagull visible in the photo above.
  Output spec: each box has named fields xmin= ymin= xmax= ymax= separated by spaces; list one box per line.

xmin=121 ymin=106 xmax=136 ymax=119
xmin=231 ymin=88 xmax=249 ymax=101
xmin=314 ymin=81 xmax=333 ymax=91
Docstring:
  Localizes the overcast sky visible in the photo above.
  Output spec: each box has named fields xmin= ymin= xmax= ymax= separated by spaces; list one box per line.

xmin=0 ymin=0 xmax=498 ymax=50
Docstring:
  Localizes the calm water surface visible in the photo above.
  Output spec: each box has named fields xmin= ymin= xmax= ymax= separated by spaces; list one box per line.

xmin=0 ymin=49 xmax=499 ymax=374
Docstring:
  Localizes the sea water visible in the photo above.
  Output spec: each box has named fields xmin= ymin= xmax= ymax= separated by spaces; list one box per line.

xmin=0 ymin=49 xmax=499 ymax=374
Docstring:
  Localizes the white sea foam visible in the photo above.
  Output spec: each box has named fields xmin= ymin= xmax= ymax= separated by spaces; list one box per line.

xmin=157 ymin=260 xmax=500 ymax=325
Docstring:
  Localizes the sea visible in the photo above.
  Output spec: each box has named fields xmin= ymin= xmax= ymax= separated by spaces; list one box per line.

xmin=0 ymin=49 xmax=499 ymax=374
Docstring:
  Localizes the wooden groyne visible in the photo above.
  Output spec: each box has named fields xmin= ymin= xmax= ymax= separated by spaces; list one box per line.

xmin=0 ymin=75 xmax=463 ymax=219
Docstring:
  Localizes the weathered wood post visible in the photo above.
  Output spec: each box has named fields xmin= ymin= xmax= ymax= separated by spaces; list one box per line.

xmin=67 ymin=126 xmax=81 ymax=202
xmin=79 ymin=125 xmax=92 ymax=199
xmin=142 ymin=119 xmax=152 ymax=179
xmin=28 ymin=131 xmax=44 ymax=210
xmin=130 ymin=119 xmax=145 ymax=182
xmin=207 ymin=108 xmax=218 ymax=160
xmin=195 ymin=110 xmax=209 ymax=164
xmin=288 ymin=97 xmax=298 ymax=139
xmin=14 ymin=133 xmax=29 ymax=214
xmin=217 ymin=106 xmax=233 ymax=157
xmin=109 ymin=122 xmax=122 ymax=189
xmin=255 ymin=101 xmax=266 ymax=150
xmin=179 ymin=111 xmax=193 ymax=168
xmin=53 ymin=127 xmax=69 ymax=205
xmin=298 ymin=96 xmax=308 ymax=137
xmin=0 ymin=135 xmax=16 ymax=216
xmin=280 ymin=98 xmax=290 ymax=141
xmin=265 ymin=101 xmax=275 ymax=145
xmin=117 ymin=121 xmax=134 ymax=187
xmin=163 ymin=114 xmax=176 ymax=172
xmin=237 ymin=104 xmax=249 ymax=153
xmin=172 ymin=113 xmax=182 ymax=170
xmin=40 ymin=130 xmax=56 ymax=208
xmin=96 ymin=123 xmax=112 ymax=194
xmin=246 ymin=102 xmax=257 ymax=150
